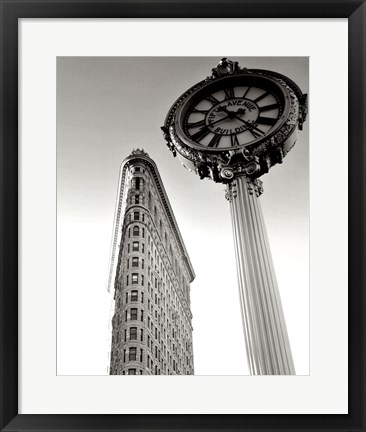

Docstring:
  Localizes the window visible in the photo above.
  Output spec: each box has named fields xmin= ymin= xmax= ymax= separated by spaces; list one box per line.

xmin=123 ymin=349 xmax=126 ymax=362
xmin=125 ymin=310 xmax=128 ymax=322
xmin=134 ymin=212 xmax=139 ymax=221
xmin=128 ymin=228 xmax=131 ymax=238
xmin=142 ymin=213 xmax=145 ymax=222
xmin=140 ymin=349 xmax=143 ymax=362
xmin=130 ymin=327 xmax=137 ymax=340
xmin=131 ymin=290 xmax=138 ymax=301
xmin=129 ymin=348 xmax=137 ymax=361
xmin=142 ymin=243 xmax=145 ymax=253
xmin=141 ymin=310 xmax=144 ymax=322
xmin=135 ymin=167 xmax=140 ymax=172
xmin=124 ymin=329 xmax=127 ymax=342
xmin=125 ymin=292 xmax=128 ymax=303
xmin=133 ymin=226 xmax=139 ymax=236
xmin=130 ymin=308 xmax=138 ymax=320
xmin=140 ymin=329 xmax=144 ymax=342
xmin=147 ymin=192 xmax=151 ymax=209
xmin=141 ymin=275 xmax=144 ymax=286
xmin=126 ymin=275 xmax=129 ymax=286
xmin=132 ymin=257 xmax=139 ymax=268
xmin=127 ymin=258 xmax=129 ymax=269
xmin=141 ymin=292 xmax=144 ymax=303
xmin=141 ymin=259 xmax=144 ymax=269
xmin=135 ymin=177 xmax=140 ymax=190
xmin=132 ymin=242 xmax=139 ymax=252
xmin=142 ymin=228 xmax=145 ymax=238
xmin=128 ymin=368 xmax=136 ymax=375
xmin=132 ymin=273 xmax=138 ymax=284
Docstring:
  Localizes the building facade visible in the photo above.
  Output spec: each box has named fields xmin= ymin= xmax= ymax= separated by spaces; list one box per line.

xmin=108 ymin=149 xmax=195 ymax=375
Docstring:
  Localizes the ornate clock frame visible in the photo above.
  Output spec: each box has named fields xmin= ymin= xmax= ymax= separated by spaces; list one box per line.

xmin=162 ymin=58 xmax=308 ymax=184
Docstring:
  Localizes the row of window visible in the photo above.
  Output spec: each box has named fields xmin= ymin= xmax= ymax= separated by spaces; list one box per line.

xmin=127 ymin=242 xmax=145 ymax=253
xmin=124 ymin=308 xmax=143 ymax=322
xmin=123 ymin=369 xmax=143 ymax=375
xmin=129 ymin=211 xmax=143 ymax=222
xmin=115 ymin=326 xmax=144 ymax=343
xmin=127 ymin=257 xmax=144 ymax=269
xmin=122 ymin=347 xmax=144 ymax=362
xmin=126 ymin=273 xmax=144 ymax=286
xmin=127 ymin=225 xmax=145 ymax=238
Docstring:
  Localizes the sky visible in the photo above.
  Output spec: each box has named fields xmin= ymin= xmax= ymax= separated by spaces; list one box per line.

xmin=57 ymin=57 xmax=309 ymax=375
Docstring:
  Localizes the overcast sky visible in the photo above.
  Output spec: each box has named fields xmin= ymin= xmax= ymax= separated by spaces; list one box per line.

xmin=57 ymin=57 xmax=309 ymax=375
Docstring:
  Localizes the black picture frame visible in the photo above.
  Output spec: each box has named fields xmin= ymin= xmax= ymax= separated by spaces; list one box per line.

xmin=1 ymin=1 xmax=365 ymax=431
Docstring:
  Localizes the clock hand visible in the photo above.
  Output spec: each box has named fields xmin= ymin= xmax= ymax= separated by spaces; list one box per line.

xmin=218 ymin=105 xmax=246 ymax=118
xmin=207 ymin=115 xmax=231 ymax=127
xmin=232 ymin=115 xmax=266 ymax=135
xmin=189 ymin=114 xmax=231 ymax=141
xmin=217 ymin=106 xmax=236 ymax=119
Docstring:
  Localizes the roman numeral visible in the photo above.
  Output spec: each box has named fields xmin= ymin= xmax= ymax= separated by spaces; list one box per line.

xmin=256 ymin=116 xmax=277 ymax=126
xmin=249 ymin=127 xmax=265 ymax=139
xmin=207 ymin=134 xmax=221 ymax=148
xmin=187 ymin=119 xmax=206 ymax=128
xmin=258 ymin=103 xmax=279 ymax=112
xmin=231 ymin=134 xmax=240 ymax=147
xmin=191 ymin=108 xmax=209 ymax=114
xmin=191 ymin=127 xmax=211 ymax=142
xmin=253 ymin=91 xmax=269 ymax=103
xmin=206 ymin=95 xmax=220 ymax=105
xmin=224 ymin=88 xmax=235 ymax=99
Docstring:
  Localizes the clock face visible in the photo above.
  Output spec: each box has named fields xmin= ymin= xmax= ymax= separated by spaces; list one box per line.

xmin=176 ymin=75 xmax=289 ymax=150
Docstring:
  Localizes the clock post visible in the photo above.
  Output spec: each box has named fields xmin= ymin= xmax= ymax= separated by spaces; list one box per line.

xmin=226 ymin=175 xmax=294 ymax=374
xmin=162 ymin=58 xmax=307 ymax=375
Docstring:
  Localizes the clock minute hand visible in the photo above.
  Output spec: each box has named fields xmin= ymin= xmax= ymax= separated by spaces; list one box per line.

xmin=208 ymin=114 xmax=231 ymax=127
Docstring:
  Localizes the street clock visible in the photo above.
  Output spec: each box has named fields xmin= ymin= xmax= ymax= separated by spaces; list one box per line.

xmin=162 ymin=58 xmax=307 ymax=183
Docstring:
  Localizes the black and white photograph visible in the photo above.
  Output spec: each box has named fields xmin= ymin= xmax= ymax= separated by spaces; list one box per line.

xmin=57 ymin=56 xmax=309 ymax=376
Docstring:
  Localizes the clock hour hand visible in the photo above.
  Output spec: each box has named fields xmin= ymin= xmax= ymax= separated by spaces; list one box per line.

xmin=217 ymin=105 xmax=237 ymax=119
xmin=217 ymin=105 xmax=246 ymax=119
xmin=233 ymin=115 xmax=265 ymax=135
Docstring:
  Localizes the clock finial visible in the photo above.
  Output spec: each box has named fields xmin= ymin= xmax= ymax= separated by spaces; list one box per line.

xmin=211 ymin=58 xmax=239 ymax=78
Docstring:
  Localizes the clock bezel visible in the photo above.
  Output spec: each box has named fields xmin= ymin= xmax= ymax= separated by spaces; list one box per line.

xmin=174 ymin=73 xmax=292 ymax=152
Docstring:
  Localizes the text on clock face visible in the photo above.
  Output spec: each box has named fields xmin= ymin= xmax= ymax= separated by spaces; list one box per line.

xmin=185 ymin=86 xmax=281 ymax=148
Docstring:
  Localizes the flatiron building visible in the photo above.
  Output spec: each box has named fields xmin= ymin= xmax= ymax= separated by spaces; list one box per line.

xmin=108 ymin=149 xmax=195 ymax=375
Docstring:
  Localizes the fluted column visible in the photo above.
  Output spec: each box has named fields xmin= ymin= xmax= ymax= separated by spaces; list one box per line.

xmin=226 ymin=175 xmax=295 ymax=375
